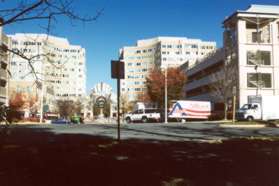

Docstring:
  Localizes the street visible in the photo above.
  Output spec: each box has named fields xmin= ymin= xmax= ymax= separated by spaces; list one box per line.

xmin=21 ymin=122 xmax=279 ymax=142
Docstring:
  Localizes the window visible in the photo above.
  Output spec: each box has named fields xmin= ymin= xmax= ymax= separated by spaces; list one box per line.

xmin=1 ymin=61 xmax=7 ymax=69
xmin=247 ymin=73 xmax=271 ymax=88
xmin=177 ymin=45 xmax=182 ymax=48
xmin=252 ymin=31 xmax=262 ymax=43
xmin=0 ymin=79 xmax=6 ymax=87
xmin=128 ymin=63 xmax=133 ymax=66
xmin=162 ymin=45 xmax=166 ymax=48
xmin=192 ymin=45 xmax=198 ymax=48
xmin=136 ymin=62 xmax=141 ymax=66
xmin=247 ymin=51 xmax=271 ymax=65
xmin=136 ymin=50 xmax=141 ymax=54
xmin=167 ymin=45 xmax=172 ymax=48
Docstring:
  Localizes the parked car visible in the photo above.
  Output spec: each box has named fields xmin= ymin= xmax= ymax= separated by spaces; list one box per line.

xmin=125 ymin=108 xmax=161 ymax=123
xmin=51 ymin=118 xmax=71 ymax=124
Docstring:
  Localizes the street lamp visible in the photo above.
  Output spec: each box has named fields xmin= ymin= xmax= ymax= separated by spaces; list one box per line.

xmin=162 ymin=65 xmax=168 ymax=124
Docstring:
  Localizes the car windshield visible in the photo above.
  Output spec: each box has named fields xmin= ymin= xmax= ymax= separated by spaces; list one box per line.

xmin=241 ymin=104 xmax=252 ymax=110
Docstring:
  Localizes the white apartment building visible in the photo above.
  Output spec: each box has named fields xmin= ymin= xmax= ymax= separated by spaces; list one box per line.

xmin=9 ymin=33 xmax=86 ymax=111
xmin=0 ymin=22 xmax=10 ymax=106
xmin=120 ymin=37 xmax=216 ymax=101
xmin=183 ymin=4 xmax=279 ymax=111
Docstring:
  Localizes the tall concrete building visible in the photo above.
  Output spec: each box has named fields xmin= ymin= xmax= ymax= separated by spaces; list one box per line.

xmin=120 ymin=37 xmax=216 ymax=101
xmin=9 ymin=33 xmax=86 ymax=112
xmin=0 ymin=22 xmax=10 ymax=106
xmin=183 ymin=4 xmax=279 ymax=110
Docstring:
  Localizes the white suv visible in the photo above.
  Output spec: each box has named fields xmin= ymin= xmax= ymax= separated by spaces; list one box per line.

xmin=125 ymin=109 xmax=161 ymax=123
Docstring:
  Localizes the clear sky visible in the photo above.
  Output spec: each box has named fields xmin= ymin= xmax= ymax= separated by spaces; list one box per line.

xmin=3 ymin=0 xmax=279 ymax=94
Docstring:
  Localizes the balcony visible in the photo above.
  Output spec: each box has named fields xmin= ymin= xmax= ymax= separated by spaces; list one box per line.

xmin=246 ymin=22 xmax=271 ymax=44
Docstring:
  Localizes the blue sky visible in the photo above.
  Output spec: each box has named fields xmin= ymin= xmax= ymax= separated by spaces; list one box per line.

xmin=4 ymin=0 xmax=279 ymax=94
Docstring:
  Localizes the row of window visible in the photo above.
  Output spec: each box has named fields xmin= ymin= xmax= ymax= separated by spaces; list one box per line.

xmin=135 ymin=48 xmax=154 ymax=54
xmin=127 ymin=75 xmax=145 ymax=79
xmin=56 ymin=93 xmax=82 ymax=97
xmin=162 ymin=51 xmax=206 ymax=56
xmin=162 ymin=44 xmax=214 ymax=50
xmin=122 ymin=87 xmax=146 ymax=92
xmin=187 ymin=72 xmax=272 ymax=98
xmin=12 ymin=41 xmax=82 ymax=53
xmin=12 ymin=41 xmax=42 ymax=46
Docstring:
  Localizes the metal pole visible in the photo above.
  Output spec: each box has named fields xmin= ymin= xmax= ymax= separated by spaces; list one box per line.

xmin=39 ymin=81 xmax=44 ymax=123
xmin=164 ymin=67 xmax=168 ymax=124
xmin=117 ymin=77 xmax=120 ymax=141
xmin=232 ymin=95 xmax=236 ymax=123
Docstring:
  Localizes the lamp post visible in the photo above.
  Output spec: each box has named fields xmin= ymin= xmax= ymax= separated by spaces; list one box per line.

xmin=164 ymin=66 xmax=168 ymax=124
xmin=255 ymin=65 xmax=259 ymax=96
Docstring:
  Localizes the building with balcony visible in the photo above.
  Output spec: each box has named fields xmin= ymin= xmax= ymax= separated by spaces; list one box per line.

xmin=120 ymin=37 xmax=216 ymax=101
xmin=8 ymin=33 xmax=86 ymax=112
xmin=224 ymin=4 xmax=279 ymax=107
xmin=0 ymin=22 xmax=10 ymax=106
xmin=183 ymin=4 xmax=279 ymax=111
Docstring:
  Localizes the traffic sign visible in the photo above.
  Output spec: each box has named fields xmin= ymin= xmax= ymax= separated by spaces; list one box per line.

xmin=111 ymin=60 xmax=125 ymax=79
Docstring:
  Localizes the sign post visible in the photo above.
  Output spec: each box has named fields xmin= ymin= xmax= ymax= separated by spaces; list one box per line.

xmin=232 ymin=86 xmax=236 ymax=124
xmin=111 ymin=60 xmax=124 ymax=141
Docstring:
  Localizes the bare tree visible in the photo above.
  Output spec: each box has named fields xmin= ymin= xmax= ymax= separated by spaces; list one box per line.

xmin=56 ymin=99 xmax=82 ymax=119
xmin=120 ymin=93 xmax=134 ymax=115
xmin=0 ymin=0 xmax=103 ymax=82
xmin=210 ymin=29 xmax=238 ymax=120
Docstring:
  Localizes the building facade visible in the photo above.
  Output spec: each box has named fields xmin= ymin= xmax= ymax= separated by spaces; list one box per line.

xmin=183 ymin=48 xmax=225 ymax=103
xmin=120 ymin=37 xmax=216 ymax=101
xmin=9 ymin=33 xmax=86 ymax=112
xmin=224 ymin=4 xmax=279 ymax=107
xmin=183 ymin=4 xmax=279 ymax=110
xmin=0 ymin=22 xmax=10 ymax=106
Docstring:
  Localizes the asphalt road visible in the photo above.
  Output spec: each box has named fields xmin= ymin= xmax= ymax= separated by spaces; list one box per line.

xmin=21 ymin=122 xmax=279 ymax=142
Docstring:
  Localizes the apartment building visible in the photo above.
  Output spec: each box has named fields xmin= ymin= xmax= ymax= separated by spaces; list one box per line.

xmin=0 ymin=22 xmax=10 ymax=106
xmin=120 ymin=37 xmax=216 ymax=101
xmin=9 ymin=33 xmax=86 ymax=111
xmin=183 ymin=4 xmax=279 ymax=109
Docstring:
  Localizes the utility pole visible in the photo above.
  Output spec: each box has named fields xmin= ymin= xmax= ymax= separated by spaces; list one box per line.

xmin=111 ymin=60 xmax=124 ymax=141
xmin=39 ymin=80 xmax=44 ymax=123
xmin=117 ymin=78 xmax=120 ymax=140
xmin=164 ymin=67 xmax=168 ymax=124
xmin=232 ymin=86 xmax=236 ymax=124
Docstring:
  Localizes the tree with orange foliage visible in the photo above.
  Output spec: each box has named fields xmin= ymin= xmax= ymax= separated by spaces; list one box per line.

xmin=145 ymin=67 xmax=187 ymax=108
xmin=9 ymin=93 xmax=25 ymax=111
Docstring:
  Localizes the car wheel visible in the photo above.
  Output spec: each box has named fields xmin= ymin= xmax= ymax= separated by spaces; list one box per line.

xmin=247 ymin=116 xmax=254 ymax=121
xmin=126 ymin=117 xmax=131 ymax=123
xmin=142 ymin=117 xmax=148 ymax=123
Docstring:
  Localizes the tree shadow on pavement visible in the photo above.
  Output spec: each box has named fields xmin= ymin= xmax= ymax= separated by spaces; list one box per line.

xmin=0 ymin=126 xmax=279 ymax=186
